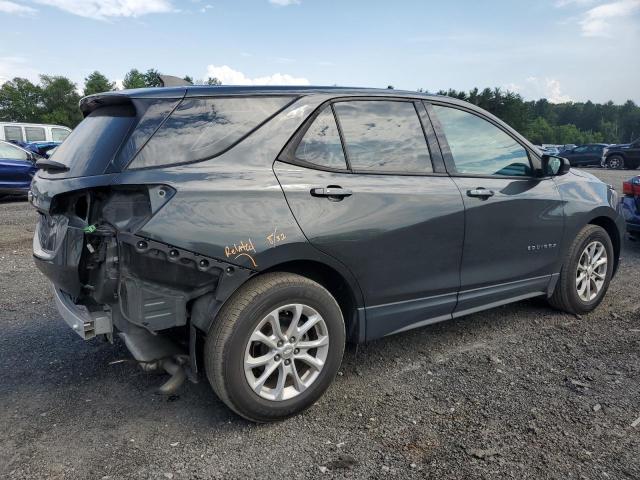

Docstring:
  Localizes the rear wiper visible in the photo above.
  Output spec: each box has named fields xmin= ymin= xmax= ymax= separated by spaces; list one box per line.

xmin=35 ymin=158 xmax=69 ymax=172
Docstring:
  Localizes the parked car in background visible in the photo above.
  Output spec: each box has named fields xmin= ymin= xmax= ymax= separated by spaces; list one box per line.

xmin=541 ymin=144 xmax=561 ymax=155
xmin=0 ymin=122 xmax=71 ymax=144
xmin=601 ymin=138 xmax=640 ymax=169
xmin=560 ymin=144 xmax=577 ymax=153
xmin=0 ymin=140 xmax=39 ymax=199
xmin=561 ymin=144 xmax=609 ymax=167
xmin=19 ymin=141 xmax=61 ymax=158
xmin=31 ymin=86 xmax=624 ymax=422
xmin=621 ymin=176 xmax=640 ymax=239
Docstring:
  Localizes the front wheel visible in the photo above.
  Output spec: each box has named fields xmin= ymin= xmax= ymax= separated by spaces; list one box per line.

xmin=548 ymin=225 xmax=614 ymax=314
xmin=204 ymin=272 xmax=345 ymax=422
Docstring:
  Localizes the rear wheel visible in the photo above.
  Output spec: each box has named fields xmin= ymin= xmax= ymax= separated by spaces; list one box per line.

xmin=606 ymin=155 xmax=624 ymax=169
xmin=204 ymin=272 xmax=345 ymax=422
xmin=548 ymin=225 xmax=614 ymax=314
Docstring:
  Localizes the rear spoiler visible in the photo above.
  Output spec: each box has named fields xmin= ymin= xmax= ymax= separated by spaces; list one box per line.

xmin=79 ymin=84 xmax=188 ymax=117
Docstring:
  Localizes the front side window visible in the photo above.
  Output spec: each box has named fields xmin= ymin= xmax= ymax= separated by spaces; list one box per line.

xmin=51 ymin=128 xmax=70 ymax=142
xmin=129 ymin=96 xmax=292 ymax=169
xmin=433 ymin=105 xmax=531 ymax=177
xmin=0 ymin=142 xmax=29 ymax=160
xmin=4 ymin=126 xmax=23 ymax=142
xmin=25 ymin=126 xmax=46 ymax=142
xmin=295 ymin=106 xmax=346 ymax=169
xmin=333 ymin=100 xmax=432 ymax=173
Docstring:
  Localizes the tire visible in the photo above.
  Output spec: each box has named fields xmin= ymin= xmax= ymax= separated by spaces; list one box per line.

xmin=548 ymin=225 xmax=614 ymax=315
xmin=606 ymin=155 xmax=624 ymax=169
xmin=204 ymin=272 xmax=345 ymax=422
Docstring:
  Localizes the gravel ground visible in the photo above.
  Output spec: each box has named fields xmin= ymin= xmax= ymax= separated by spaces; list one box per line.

xmin=1 ymin=169 xmax=639 ymax=480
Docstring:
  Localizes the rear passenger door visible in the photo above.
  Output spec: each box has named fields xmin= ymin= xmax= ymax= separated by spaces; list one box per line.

xmin=427 ymin=102 xmax=564 ymax=316
xmin=274 ymin=98 xmax=465 ymax=340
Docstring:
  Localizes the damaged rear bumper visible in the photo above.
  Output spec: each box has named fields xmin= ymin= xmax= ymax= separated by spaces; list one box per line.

xmin=31 ymin=179 xmax=254 ymax=390
xmin=52 ymin=287 xmax=112 ymax=340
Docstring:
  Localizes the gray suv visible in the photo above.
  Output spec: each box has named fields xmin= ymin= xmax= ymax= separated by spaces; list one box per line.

xmin=31 ymin=86 xmax=624 ymax=421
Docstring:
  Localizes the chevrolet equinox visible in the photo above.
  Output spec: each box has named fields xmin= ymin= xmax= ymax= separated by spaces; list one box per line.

xmin=31 ymin=86 xmax=624 ymax=422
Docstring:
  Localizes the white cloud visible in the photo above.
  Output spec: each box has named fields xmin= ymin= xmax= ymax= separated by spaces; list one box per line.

xmin=269 ymin=0 xmax=300 ymax=6
xmin=205 ymin=65 xmax=310 ymax=86
xmin=34 ymin=0 xmax=175 ymax=20
xmin=554 ymin=0 xmax=597 ymax=7
xmin=505 ymin=77 xmax=572 ymax=103
xmin=0 ymin=0 xmax=36 ymax=14
xmin=579 ymin=0 xmax=640 ymax=36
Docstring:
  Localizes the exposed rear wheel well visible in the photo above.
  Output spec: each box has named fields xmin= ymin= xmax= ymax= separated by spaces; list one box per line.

xmin=262 ymin=260 xmax=361 ymax=343
xmin=589 ymin=216 xmax=620 ymax=274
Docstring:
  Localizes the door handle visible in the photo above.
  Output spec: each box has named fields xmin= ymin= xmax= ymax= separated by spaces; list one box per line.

xmin=467 ymin=188 xmax=495 ymax=199
xmin=310 ymin=186 xmax=353 ymax=199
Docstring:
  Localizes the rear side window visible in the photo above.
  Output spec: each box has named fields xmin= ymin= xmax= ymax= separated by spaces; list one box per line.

xmin=25 ymin=126 xmax=46 ymax=142
xmin=4 ymin=126 xmax=23 ymax=142
xmin=295 ymin=106 xmax=346 ymax=170
xmin=433 ymin=105 xmax=531 ymax=177
xmin=333 ymin=101 xmax=432 ymax=173
xmin=51 ymin=128 xmax=70 ymax=142
xmin=128 ymin=96 xmax=292 ymax=169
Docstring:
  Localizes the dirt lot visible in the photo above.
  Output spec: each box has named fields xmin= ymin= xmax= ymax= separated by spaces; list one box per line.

xmin=1 ymin=169 xmax=638 ymax=480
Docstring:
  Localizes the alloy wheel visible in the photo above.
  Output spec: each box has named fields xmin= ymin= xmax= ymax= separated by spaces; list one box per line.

xmin=244 ymin=303 xmax=329 ymax=401
xmin=607 ymin=157 xmax=623 ymax=169
xmin=576 ymin=241 xmax=608 ymax=302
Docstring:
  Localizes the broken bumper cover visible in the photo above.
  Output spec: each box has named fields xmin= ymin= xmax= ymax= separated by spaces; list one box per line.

xmin=52 ymin=286 xmax=113 ymax=339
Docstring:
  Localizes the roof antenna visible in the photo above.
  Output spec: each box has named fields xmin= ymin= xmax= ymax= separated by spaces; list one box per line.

xmin=158 ymin=75 xmax=192 ymax=87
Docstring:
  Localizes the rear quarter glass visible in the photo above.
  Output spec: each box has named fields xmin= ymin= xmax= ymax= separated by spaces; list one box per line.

xmin=127 ymin=96 xmax=293 ymax=170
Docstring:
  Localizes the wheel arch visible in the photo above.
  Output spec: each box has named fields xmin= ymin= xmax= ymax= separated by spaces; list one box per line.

xmin=191 ymin=254 xmax=366 ymax=344
xmin=261 ymin=259 xmax=365 ymax=344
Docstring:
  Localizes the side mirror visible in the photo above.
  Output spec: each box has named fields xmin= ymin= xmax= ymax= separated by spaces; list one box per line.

xmin=541 ymin=154 xmax=571 ymax=176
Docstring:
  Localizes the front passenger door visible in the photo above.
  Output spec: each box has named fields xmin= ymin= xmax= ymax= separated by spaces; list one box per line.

xmin=428 ymin=103 xmax=564 ymax=317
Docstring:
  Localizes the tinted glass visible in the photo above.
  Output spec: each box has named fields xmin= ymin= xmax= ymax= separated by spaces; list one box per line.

xmin=129 ymin=96 xmax=291 ymax=169
xmin=46 ymin=105 xmax=136 ymax=177
xmin=295 ymin=107 xmax=346 ymax=169
xmin=51 ymin=128 xmax=70 ymax=142
xmin=115 ymin=99 xmax=180 ymax=169
xmin=433 ymin=105 xmax=531 ymax=177
xmin=334 ymin=101 xmax=431 ymax=172
xmin=25 ymin=126 xmax=46 ymax=142
xmin=574 ymin=146 xmax=588 ymax=153
xmin=4 ymin=126 xmax=23 ymax=142
xmin=0 ymin=142 xmax=28 ymax=160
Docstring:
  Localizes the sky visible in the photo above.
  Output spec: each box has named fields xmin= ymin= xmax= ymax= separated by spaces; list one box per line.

xmin=0 ymin=0 xmax=638 ymax=104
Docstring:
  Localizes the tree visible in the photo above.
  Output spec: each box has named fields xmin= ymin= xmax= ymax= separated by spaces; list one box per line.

xmin=206 ymin=77 xmax=222 ymax=86
xmin=183 ymin=75 xmax=194 ymax=84
xmin=143 ymin=69 xmax=162 ymax=87
xmin=0 ymin=78 xmax=43 ymax=123
xmin=83 ymin=71 xmax=115 ymax=96
xmin=39 ymin=75 xmax=83 ymax=128
xmin=122 ymin=69 xmax=147 ymax=89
